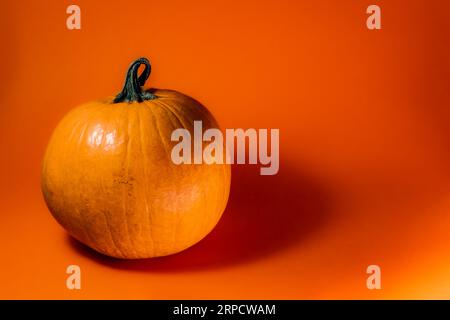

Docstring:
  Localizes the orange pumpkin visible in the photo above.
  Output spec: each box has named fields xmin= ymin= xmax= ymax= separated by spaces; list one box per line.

xmin=41 ymin=58 xmax=231 ymax=259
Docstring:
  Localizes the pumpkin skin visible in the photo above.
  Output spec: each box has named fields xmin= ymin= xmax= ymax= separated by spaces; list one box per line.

xmin=41 ymin=58 xmax=231 ymax=259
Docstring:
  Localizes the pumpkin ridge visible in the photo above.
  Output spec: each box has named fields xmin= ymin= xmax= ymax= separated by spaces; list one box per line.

xmin=154 ymin=99 xmax=187 ymax=131
xmin=101 ymin=209 xmax=125 ymax=257
xmin=144 ymin=101 xmax=181 ymax=253
xmin=163 ymin=97 xmax=210 ymax=131
xmin=96 ymin=110 xmax=129 ymax=257
xmin=54 ymin=113 xmax=109 ymax=255
xmin=217 ymin=166 xmax=231 ymax=230
xmin=88 ymin=105 xmax=128 ymax=258
xmin=121 ymin=109 xmax=139 ymax=258
xmin=70 ymin=115 xmax=105 ymax=252
xmin=144 ymin=100 xmax=173 ymax=163
xmin=73 ymin=121 xmax=97 ymax=248
xmin=165 ymin=96 xmax=215 ymax=129
xmin=137 ymin=109 xmax=155 ymax=257
xmin=155 ymin=101 xmax=186 ymax=149
xmin=155 ymin=99 xmax=199 ymax=252
xmin=156 ymin=99 xmax=220 ymax=245
xmin=163 ymin=99 xmax=197 ymax=129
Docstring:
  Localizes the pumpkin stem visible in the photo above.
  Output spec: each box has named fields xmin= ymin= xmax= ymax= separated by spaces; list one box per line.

xmin=113 ymin=57 xmax=156 ymax=103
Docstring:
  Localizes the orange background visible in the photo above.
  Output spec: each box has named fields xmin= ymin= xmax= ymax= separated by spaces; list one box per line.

xmin=1 ymin=0 xmax=450 ymax=299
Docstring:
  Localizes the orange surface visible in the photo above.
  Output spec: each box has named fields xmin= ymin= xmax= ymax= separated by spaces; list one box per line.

xmin=1 ymin=0 xmax=450 ymax=299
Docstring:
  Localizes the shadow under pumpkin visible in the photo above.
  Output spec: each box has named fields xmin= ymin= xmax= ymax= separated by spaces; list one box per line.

xmin=68 ymin=162 xmax=330 ymax=272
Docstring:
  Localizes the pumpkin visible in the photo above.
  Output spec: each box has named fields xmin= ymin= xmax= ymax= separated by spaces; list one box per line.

xmin=41 ymin=58 xmax=231 ymax=259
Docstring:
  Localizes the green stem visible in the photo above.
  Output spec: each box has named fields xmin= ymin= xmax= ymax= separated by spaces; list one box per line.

xmin=113 ymin=57 xmax=156 ymax=103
